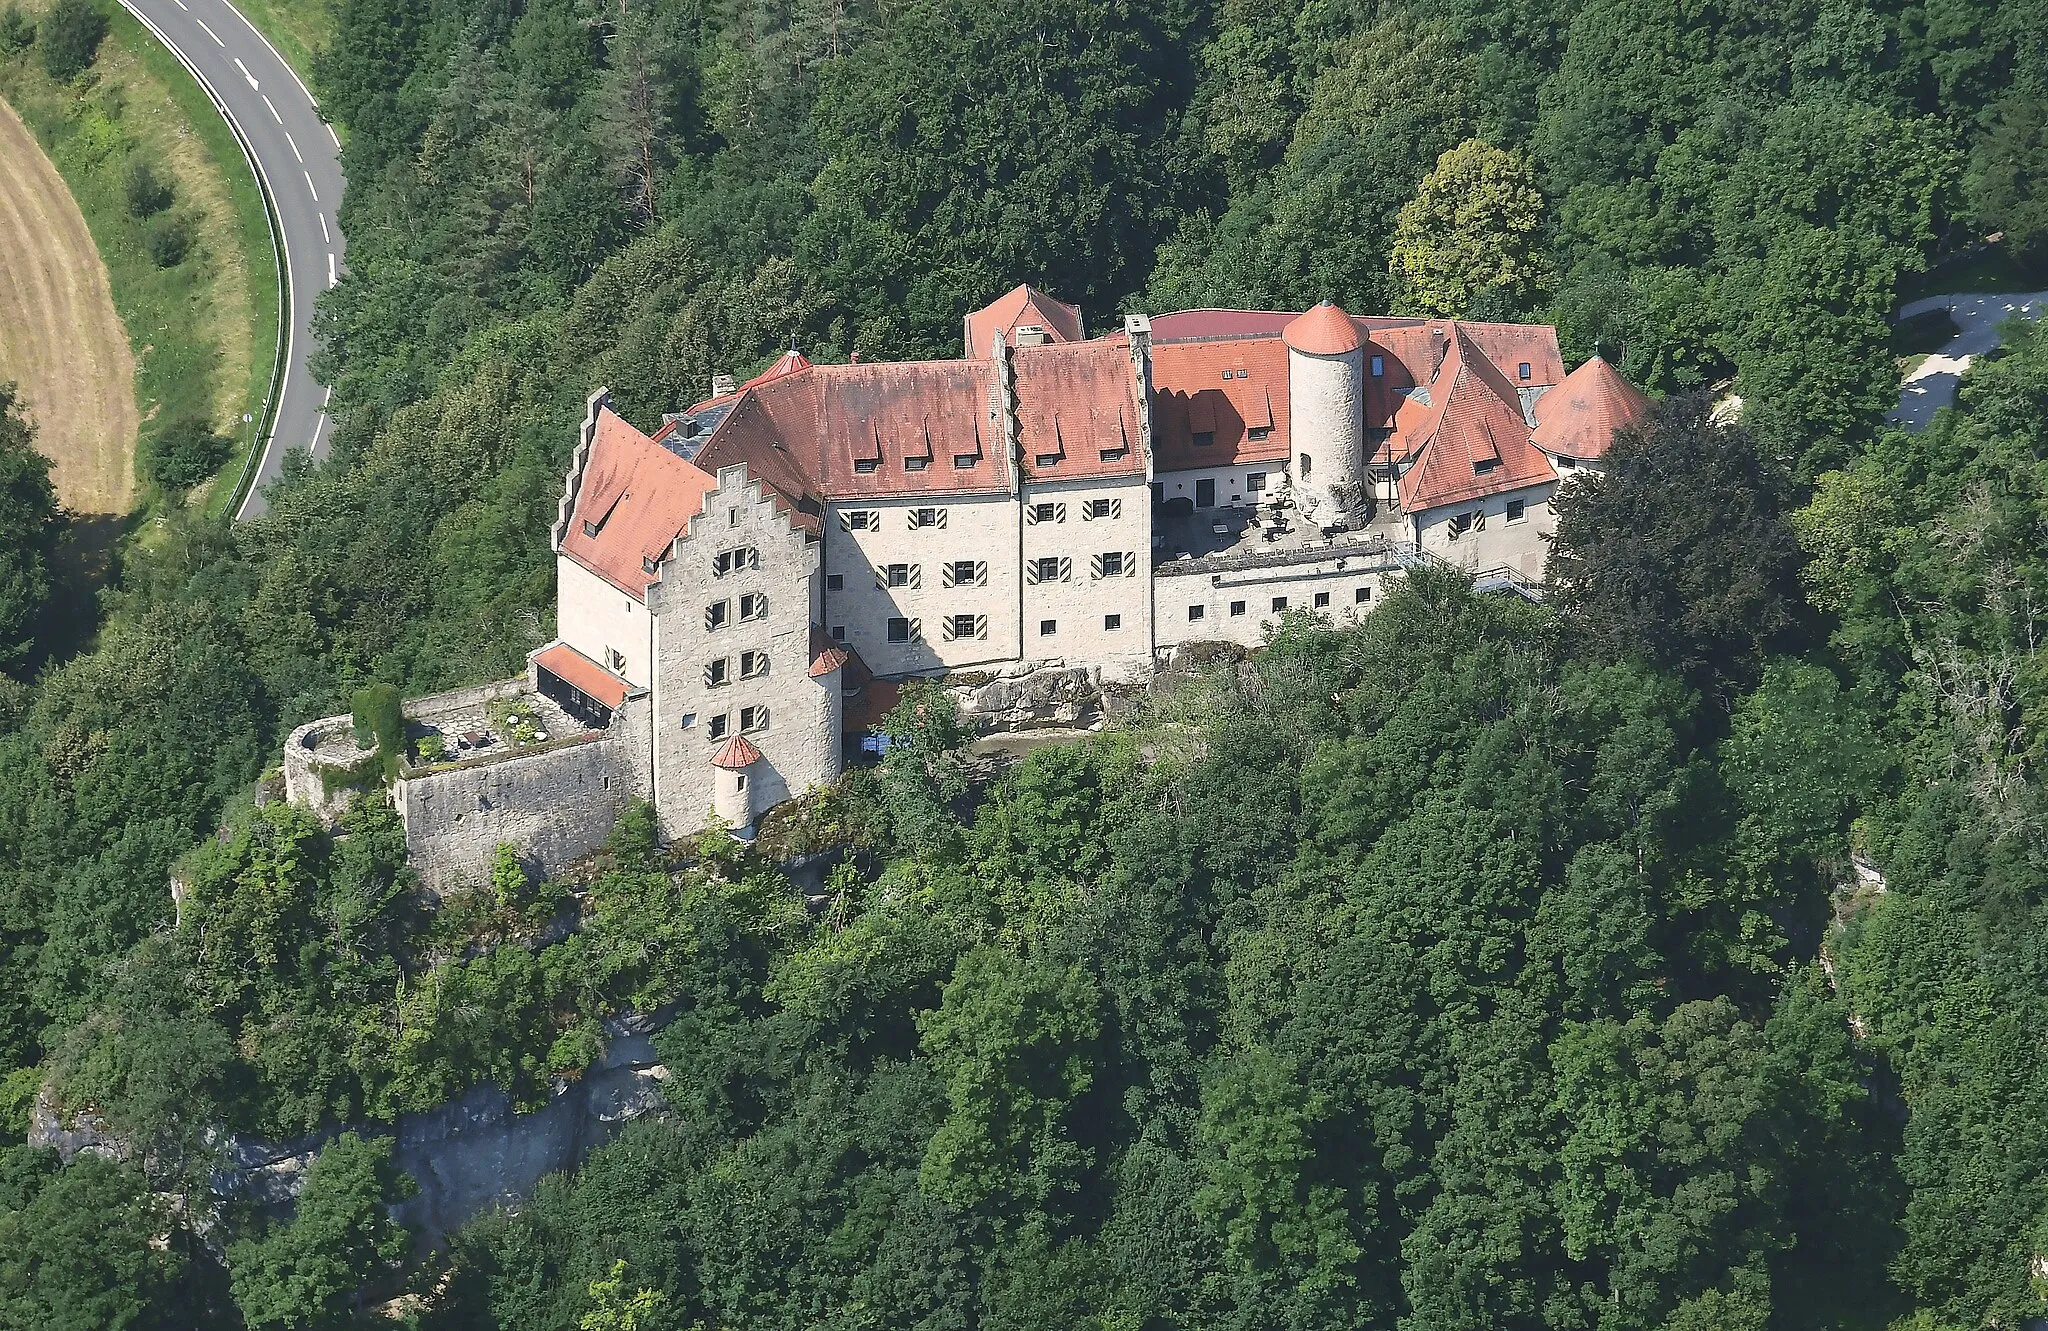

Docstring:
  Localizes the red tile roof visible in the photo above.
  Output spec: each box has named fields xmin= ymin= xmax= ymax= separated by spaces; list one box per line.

xmin=1012 ymin=340 xmax=1147 ymax=481
xmin=697 ymin=359 xmax=1008 ymax=503
xmin=559 ymin=406 xmax=718 ymax=600
xmin=1532 ymin=354 xmax=1651 ymax=460
xmin=808 ymin=627 xmax=851 ymax=677
xmin=1283 ymin=302 xmax=1362 ymax=356
xmin=710 ymin=735 xmax=763 ymax=769
xmin=1151 ymin=336 xmax=1292 ymax=471
xmin=533 ymin=642 xmax=631 ymax=709
xmin=1396 ymin=327 xmax=1559 ymax=513
xmin=965 ymin=284 xmax=1084 ymax=357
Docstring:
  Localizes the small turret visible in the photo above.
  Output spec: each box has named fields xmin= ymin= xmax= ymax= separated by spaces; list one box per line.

xmin=1283 ymin=303 xmax=1367 ymax=524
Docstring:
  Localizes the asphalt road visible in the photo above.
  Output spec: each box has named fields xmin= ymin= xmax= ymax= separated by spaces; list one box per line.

xmin=118 ymin=0 xmax=343 ymax=518
xmin=1892 ymin=289 xmax=2047 ymax=431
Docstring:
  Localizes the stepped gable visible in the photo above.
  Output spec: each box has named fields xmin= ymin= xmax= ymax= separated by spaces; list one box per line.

xmin=1282 ymin=301 xmax=1363 ymax=355
xmin=696 ymin=357 xmax=1005 ymax=504
xmin=1532 ymin=353 xmax=1651 ymax=460
xmin=965 ymin=283 xmax=1084 ymax=357
xmin=1396 ymin=326 xmax=1558 ymax=513
xmin=1011 ymin=339 xmax=1148 ymax=480
xmin=559 ymin=406 xmax=718 ymax=599
xmin=1150 ymin=336 xmax=1292 ymax=470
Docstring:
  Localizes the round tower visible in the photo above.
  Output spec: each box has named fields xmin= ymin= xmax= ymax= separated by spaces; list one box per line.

xmin=710 ymin=736 xmax=762 ymax=831
xmin=1283 ymin=302 xmax=1367 ymax=525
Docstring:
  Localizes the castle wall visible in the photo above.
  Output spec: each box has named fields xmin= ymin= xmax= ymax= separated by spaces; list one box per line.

xmin=1154 ymin=547 xmax=1406 ymax=651
xmin=557 ymin=557 xmax=652 ymax=690
xmin=1154 ymin=460 xmax=1284 ymax=511
xmin=394 ymin=731 xmax=633 ymax=892
xmin=821 ymin=491 xmax=1022 ymax=676
xmin=1413 ymin=480 xmax=1558 ymax=580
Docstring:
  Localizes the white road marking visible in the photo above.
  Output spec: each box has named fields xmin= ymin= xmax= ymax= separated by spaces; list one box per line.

xmin=285 ymin=131 xmax=302 ymax=162
xmin=262 ymin=94 xmax=281 ymax=123
xmin=234 ymin=57 xmax=257 ymax=89
xmin=318 ymin=212 xmax=330 ymax=244
xmin=196 ymin=17 xmax=223 ymax=44
xmin=326 ymin=122 xmax=339 ymax=150
xmin=310 ymin=413 xmax=327 ymax=451
xmin=327 ymin=252 xmax=336 ymax=287
xmin=323 ymin=385 xmax=332 ymax=404
xmin=303 ymin=170 xmax=318 ymax=202
xmin=171 ymin=0 xmax=186 ymax=9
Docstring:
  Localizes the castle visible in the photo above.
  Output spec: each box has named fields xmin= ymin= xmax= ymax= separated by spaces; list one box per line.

xmin=283 ymin=288 xmax=1651 ymax=887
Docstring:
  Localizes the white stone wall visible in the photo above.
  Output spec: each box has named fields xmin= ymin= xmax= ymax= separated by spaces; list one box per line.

xmin=646 ymin=466 xmax=837 ymax=835
xmin=1412 ymin=481 xmax=1559 ymax=580
xmin=1288 ymin=345 xmax=1366 ymax=523
xmin=1021 ymin=475 xmax=1153 ymax=667
xmin=820 ymin=492 xmax=1021 ymax=675
xmin=556 ymin=558 xmax=653 ymax=689
xmin=1154 ymin=460 xmax=1285 ymax=511
xmin=395 ymin=732 xmax=633 ymax=892
xmin=1155 ymin=550 xmax=1405 ymax=651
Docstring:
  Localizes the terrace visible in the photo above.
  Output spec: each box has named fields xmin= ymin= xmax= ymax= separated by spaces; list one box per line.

xmin=1152 ymin=495 xmax=1411 ymax=577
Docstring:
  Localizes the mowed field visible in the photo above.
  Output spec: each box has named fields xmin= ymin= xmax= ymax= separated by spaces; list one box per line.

xmin=0 ymin=95 xmax=137 ymax=514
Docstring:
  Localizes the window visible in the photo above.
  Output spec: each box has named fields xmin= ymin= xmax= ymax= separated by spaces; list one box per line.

xmin=1314 ymin=591 xmax=1330 ymax=608
xmin=712 ymin=547 xmax=758 ymax=577
xmin=1299 ymin=453 xmax=1312 ymax=479
xmin=739 ymin=592 xmax=766 ymax=621
xmin=1518 ymin=362 xmax=1532 ymax=381
xmin=886 ymin=563 xmax=913 ymax=587
xmin=846 ymin=510 xmax=873 ymax=531
xmin=1035 ymin=453 xmax=1062 ymax=468
xmin=1230 ymin=600 xmax=1246 ymax=616
xmin=1557 ymin=455 xmax=1578 ymax=470
xmin=582 ymin=519 xmax=599 ymax=538
xmin=1085 ymin=498 xmax=1118 ymax=520
xmin=946 ymin=613 xmax=986 ymax=641
xmin=734 ymin=773 xmax=747 ymax=792
xmin=886 ymin=617 xmax=913 ymax=643
xmin=1033 ymin=502 xmax=1059 ymax=523
xmin=910 ymin=506 xmax=946 ymax=529
xmin=1474 ymin=457 xmax=1500 ymax=474
xmin=1040 ymin=619 xmax=1058 ymax=635
xmin=1355 ymin=586 xmax=1371 ymax=604
xmin=1105 ymin=613 xmax=1123 ymax=630
xmin=1505 ymin=499 xmax=1526 ymax=524
xmin=705 ymin=600 xmax=730 ymax=630
xmin=1272 ymin=596 xmax=1288 ymax=612
xmin=1192 ymin=430 xmax=1215 ymax=448
xmin=1449 ymin=513 xmax=1475 ymax=537
xmin=904 ymin=457 xmax=929 ymax=471
xmin=950 ymin=560 xmax=980 ymax=586
xmin=1030 ymin=556 xmax=1067 ymax=584
xmin=1188 ymin=604 xmax=1205 ymax=621
xmin=680 ymin=712 xmax=697 ymax=729
xmin=642 ymin=555 xmax=659 ymax=575
xmin=1099 ymin=446 xmax=1128 ymax=462
xmin=740 ymin=705 xmax=769 ymax=733
xmin=607 ymin=647 xmax=627 ymax=673
xmin=707 ymin=713 xmax=729 ymax=740
xmin=705 ymin=657 xmax=730 ymax=687
xmin=739 ymin=650 xmax=768 ymax=679
xmin=830 ymin=625 xmax=845 ymax=641
xmin=853 ymin=458 xmax=880 ymax=474
xmin=826 ymin=574 xmax=843 ymax=591
xmin=953 ymin=454 xmax=978 ymax=469
xmin=729 ymin=509 xmax=741 ymax=526
xmin=1370 ymin=355 xmax=1385 ymax=377
xmin=1247 ymin=471 xmax=1266 ymax=493
xmin=1095 ymin=551 xmax=1126 ymax=578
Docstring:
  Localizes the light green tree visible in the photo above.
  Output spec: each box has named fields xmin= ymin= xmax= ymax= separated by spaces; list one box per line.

xmin=1389 ymin=138 xmax=1552 ymax=317
xmin=580 ymin=1259 xmax=669 ymax=1331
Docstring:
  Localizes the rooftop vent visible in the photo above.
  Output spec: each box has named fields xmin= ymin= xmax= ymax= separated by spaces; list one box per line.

xmin=711 ymin=373 xmax=736 ymax=398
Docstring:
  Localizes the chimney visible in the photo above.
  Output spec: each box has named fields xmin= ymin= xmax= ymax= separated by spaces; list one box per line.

xmin=1124 ymin=314 xmax=1154 ymax=477
xmin=711 ymin=373 xmax=736 ymax=398
xmin=1429 ymin=327 xmax=1448 ymax=381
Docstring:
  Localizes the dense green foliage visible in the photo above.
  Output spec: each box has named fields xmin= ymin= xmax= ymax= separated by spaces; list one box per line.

xmin=35 ymin=0 xmax=103 ymax=81
xmin=147 ymin=415 xmax=233 ymax=491
xmin=0 ymin=0 xmax=2046 ymax=1323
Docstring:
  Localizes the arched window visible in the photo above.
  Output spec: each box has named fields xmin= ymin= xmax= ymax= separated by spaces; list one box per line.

xmin=1299 ymin=453 xmax=1313 ymax=479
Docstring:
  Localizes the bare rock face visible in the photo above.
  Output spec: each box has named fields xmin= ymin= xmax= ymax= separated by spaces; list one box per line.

xmin=28 ymin=1087 xmax=130 ymax=1164
xmin=957 ymin=666 xmax=1101 ymax=731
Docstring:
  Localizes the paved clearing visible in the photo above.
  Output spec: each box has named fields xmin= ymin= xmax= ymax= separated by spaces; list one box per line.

xmin=0 ymin=95 xmax=138 ymax=514
xmin=1892 ymin=290 xmax=2048 ymax=432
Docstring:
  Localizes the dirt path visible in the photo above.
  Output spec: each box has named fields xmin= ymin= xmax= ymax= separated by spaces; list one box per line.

xmin=1891 ymin=290 xmax=2048 ymax=431
xmin=0 ymin=95 xmax=138 ymax=515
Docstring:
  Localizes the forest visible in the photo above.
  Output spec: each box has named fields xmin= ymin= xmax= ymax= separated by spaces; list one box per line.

xmin=3 ymin=0 xmax=2048 ymax=1325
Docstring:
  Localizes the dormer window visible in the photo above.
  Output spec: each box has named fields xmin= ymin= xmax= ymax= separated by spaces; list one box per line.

xmin=953 ymin=454 xmax=978 ymax=469
xmin=1518 ymin=362 xmax=1532 ymax=381
xmin=904 ymin=456 xmax=929 ymax=471
xmin=1191 ymin=431 xmax=1214 ymax=448
xmin=1371 ymin=355 xmax=1385 ymax=377
xmin=1474 ymin=458 xmax=1501 ymax=474
xmin=854 ymin=459 xmax=881 ymax=474
xmin=642 ymin=555 xmax=659 ymax=575
xmin=583 ymin=520 xmax=599 ymax=537
xmin=1247 ymin=426 xmax=1270 ymax=442
xmin=1035 ymin=453 xmax=1062 ymax=468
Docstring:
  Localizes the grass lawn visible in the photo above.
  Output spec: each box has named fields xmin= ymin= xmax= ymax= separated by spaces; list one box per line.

xmin=0 ymin=3 xmax=279 ymax=518
xmin=222 ymin=0 xmax=332 ymax=105
xmin=1899 ymin=241 xmax=2044 ymax=304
